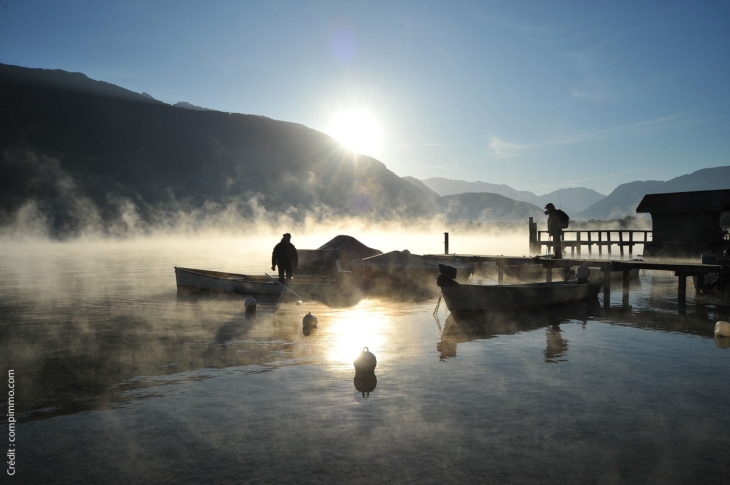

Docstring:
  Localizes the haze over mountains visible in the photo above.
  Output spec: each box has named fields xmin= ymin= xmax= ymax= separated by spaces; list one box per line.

xmin=1 ymin=63 xmax=728 ymax=238
xmin=415 ymin=168 xmax=730 ymax=221
xmin=417 ymin=178 xmax=605 ymax=215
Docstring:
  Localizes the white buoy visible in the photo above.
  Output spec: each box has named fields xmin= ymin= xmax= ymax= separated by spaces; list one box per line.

xmin=303 ymin=312 xmax=318 ymax=327
xmin=244 ymin=297 xmax=257 ymax=312
xmin=715 ymin=321 xmax=730 ymax=337
xmin=296 ymin=300 xmax=302 ymax=306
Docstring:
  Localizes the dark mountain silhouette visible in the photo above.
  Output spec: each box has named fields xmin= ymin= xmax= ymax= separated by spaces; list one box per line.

xmin=576 ymin=166 xmax=730 ymax=220
xmin=420 ymin=177 xmax=605 ymax=214
xmin=174 ymin=101 xmax=213 ymax=111
xmin=0 ymin=63 xmax=438 ymax=237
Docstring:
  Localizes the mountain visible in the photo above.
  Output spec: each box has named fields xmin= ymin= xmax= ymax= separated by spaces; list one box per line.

xmin=0 ymin=63 xmax=436 ymax=237
xmin=576 ymin=166 xmax=730 ymax=220
xmin=420 ymin=177 xmax=604 ymax=214
xmin=173 ymin=101 xmax=213 ymax=111
xmin=402 ymin=176 xmax=440 ymax=199
xmin=440 ymin=193 xmax=545 ymax=222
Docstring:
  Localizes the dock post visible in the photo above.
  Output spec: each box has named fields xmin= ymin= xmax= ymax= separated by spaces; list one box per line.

xmin=603 ymin=265 xmax=611 ymax=309
xmin=569 ymin=233 xmax=574 ymax=257
xmin=546 ymin=264 xmax=552 ymax=283
xmin=588 ymin=232 xmax=592 ymax=255
xmin=577 ymin=232 xmax=581 ymax=257
xmin=629 ymin=232 xmax=634 ymax=257
xmin=598 ymin=232 xmax=602 ymax=257
xmin=677 ymin=272 xmax=687 ymax=309
xmin=498 ymin=263 xmax=504 ymax=285
xmin=607 ymin=232 xmax=612 ymax=255
xmin=619 ymin=231 xmax=624 ymax=258
xmin=444 ymin=232 xmax=449 ymax=255
xmin=529 ymin=217 xmax=539 ymax=255
xmin=622 ymin=270 xmax=630 ymax=297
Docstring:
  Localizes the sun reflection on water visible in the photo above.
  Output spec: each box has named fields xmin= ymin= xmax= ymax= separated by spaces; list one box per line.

xmin=325 ymin=300 xmax=388 ymax=370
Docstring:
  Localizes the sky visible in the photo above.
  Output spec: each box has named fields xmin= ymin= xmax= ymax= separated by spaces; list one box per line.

xmin=1 ymin=0 xmax=728 ymax=195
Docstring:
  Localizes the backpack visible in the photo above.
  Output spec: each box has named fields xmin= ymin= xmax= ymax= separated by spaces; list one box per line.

xmin=556 ymin=209 xmax=570 ymax=229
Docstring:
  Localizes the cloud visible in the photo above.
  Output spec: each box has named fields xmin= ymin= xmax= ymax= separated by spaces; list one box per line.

xmin=488 ymin=106 xmax=710 ymax=159
xmin=487 ymin=136 xmax=532 ymax=159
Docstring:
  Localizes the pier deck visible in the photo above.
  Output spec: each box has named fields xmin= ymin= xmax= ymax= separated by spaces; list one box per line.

xmin=427 ymin=254 xmax=726 ymax=309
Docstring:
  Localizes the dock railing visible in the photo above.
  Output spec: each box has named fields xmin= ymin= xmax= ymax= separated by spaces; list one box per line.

xmin=528 ymin=217 xmax=652 ymax=259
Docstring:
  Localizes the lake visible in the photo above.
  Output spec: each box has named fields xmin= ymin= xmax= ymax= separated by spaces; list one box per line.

xmin=2 ymin=235 xmax=730 ymax=484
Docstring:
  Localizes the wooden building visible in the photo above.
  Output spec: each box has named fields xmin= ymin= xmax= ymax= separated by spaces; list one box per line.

xmin=635 ymin=189 xmax=730 ymax=258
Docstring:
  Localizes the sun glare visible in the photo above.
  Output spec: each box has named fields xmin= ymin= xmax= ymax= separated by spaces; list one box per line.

xmin=327 ymin=109 xmax=383 ymax=155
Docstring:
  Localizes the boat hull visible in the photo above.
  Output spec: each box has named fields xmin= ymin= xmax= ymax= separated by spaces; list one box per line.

xmin=174 ymin=266 xmax=347 ymax=300
xmin=440 ymin=280 xmax=602 ymax=315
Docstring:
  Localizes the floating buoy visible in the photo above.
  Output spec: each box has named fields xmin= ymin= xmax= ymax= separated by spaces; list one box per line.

xmin=715 ymin=321 xmax=730 ymax=338
xmin=244 ymin=297 xmax=257 ymax=312
xmin=354 ymin=347 xmax=377 ymax=373
xmin=303 ymin=312 xmax=318 ymax=327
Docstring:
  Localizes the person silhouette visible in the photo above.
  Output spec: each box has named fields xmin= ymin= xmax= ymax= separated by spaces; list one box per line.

xmin=271 ymin=233 xmax=298 ymax=283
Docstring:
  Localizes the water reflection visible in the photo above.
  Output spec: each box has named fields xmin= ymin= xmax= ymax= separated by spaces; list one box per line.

xmin=437 ymin=303 xmax=596 ymax=361
xmin=353 ymin=373 xmax=377 ymax=398
xmin=544 ymin=325 xmax=569 ymax=363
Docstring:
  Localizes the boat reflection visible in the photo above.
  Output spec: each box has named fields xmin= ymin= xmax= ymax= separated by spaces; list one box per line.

xmin=437 ymin=303 xmax=599 ymax=361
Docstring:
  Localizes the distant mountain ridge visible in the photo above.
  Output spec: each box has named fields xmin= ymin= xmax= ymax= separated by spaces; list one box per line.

xmin=418 ymin=177 xmax=605 ymax=215
xmin=576 ymin=166 xmax=730 ymax=220
xmin=1 ymin=63 xmax=727 ymax=237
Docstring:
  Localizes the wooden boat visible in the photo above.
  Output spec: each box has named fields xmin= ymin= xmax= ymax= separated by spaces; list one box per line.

xmin=174 ymin=266 xmax=351 ymax=301
xmin=437 ymin=267 xmax=602 ymax=316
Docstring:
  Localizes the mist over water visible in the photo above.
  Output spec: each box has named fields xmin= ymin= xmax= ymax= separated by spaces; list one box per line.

xmin=2 ymin=231 xmax=729 ymax=484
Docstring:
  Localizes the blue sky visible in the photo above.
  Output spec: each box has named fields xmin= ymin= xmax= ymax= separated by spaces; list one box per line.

xmin=1 ymin=0 xmax=728 ymax=195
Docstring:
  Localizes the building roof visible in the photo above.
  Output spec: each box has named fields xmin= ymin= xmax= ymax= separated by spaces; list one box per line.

xmin=635 ymin=189 xmax=730 ymax=213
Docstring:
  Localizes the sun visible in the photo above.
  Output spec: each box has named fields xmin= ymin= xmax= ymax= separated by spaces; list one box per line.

xmin=326 ymin=109 xmax=383 ymax=155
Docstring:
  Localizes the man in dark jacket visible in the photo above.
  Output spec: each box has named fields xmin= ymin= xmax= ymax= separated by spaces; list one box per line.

xmin=271 ymin=233 xmax=298 ymax=282
xmin=545 ymin=203 xmax=565 ymax=259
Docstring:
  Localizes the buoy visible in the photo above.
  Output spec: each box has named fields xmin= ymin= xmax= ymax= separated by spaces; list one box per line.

xmin=296 ymin=300 xmax=302 ymax=306
xmin=354 ymin=347 xmax=377 ymax=373
xmin=715 ymin=321 xmax=730 ymax=338
xmin=303 ymin=312 xmax=318 ymax=327
xmin=244 ymin=297 xmax=257 ymax=312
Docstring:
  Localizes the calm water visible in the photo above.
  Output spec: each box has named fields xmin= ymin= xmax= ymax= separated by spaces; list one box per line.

xmin=2 ymin=237 xmax=730 ymax=484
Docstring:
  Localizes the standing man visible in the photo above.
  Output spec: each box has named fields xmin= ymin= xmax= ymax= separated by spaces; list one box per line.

xmin=272 ymin=233 xmax=298 ymax=283
xmin=545 ymin=203 xmax=569 ymax=259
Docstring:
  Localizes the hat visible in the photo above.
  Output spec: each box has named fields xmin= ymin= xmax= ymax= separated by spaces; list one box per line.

xmin=283 ymin=233 xmax=291 ymax=238
xmin=544 ymin=203 xmax=555 ymax=209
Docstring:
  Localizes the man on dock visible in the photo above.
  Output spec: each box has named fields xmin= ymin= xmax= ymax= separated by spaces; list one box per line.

xmin=272 ymin=233 xmax=298 ymax=283
xmin=545 ymin=203 xmax=569 ymax=259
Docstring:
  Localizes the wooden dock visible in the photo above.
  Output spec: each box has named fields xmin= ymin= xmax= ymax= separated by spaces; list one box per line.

xmin=427 ymin=253 xmax=725 ymax=310
xmin=528 ymin=217 xmax=651 ymax=258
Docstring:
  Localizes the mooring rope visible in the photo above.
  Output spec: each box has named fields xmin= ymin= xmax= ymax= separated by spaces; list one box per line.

xmin=432 ymin=292 xmax=443 ymax=333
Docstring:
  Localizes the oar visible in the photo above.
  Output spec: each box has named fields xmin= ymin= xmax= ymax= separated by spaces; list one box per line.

xmin=265 ymin=273 xmax=304 ymax=301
